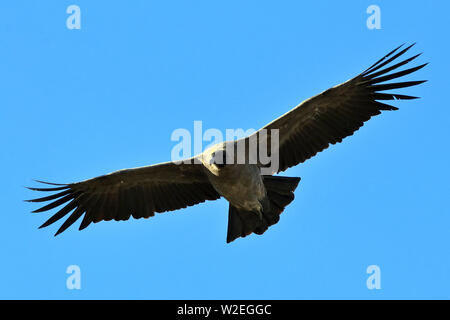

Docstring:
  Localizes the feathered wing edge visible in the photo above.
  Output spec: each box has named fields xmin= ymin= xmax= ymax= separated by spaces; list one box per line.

xmin=25 ymin=174 xmax=220 ymax=236
xmin=267 ymin=43 xmax=428 ymax=172
xmin=358 ymin=43 xmax=428 ymax=104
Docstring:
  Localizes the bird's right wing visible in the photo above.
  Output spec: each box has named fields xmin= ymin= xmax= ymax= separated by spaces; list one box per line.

xmin=26 ymin=160 xmax=220 ymax=235
xmin=245 ymin=43 xmax=427 ymax=173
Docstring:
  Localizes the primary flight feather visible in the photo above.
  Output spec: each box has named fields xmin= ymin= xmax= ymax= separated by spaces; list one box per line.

xmin=27 ymin=44 xmax=427 ymax=243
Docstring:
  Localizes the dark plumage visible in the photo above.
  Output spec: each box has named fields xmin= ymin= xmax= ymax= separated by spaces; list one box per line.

xmin=27 ymin=44 xmax=426 ymax=242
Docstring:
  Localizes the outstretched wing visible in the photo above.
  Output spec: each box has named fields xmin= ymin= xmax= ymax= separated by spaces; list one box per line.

xmin=26 ymin=161 xmax=220 ymax=235
xmin=249 ymin=43 xmax=427 ymax=173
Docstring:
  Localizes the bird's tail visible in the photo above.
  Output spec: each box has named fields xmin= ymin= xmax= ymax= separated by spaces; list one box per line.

xmin=226 ymin=175 xmax=300 ymax=243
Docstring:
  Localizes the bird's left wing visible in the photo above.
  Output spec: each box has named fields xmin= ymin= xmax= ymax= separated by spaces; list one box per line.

xmin=246 ymin=43 xmax=427 ymax=173
xmin=26 ymin=160 xmax=220 ymax=235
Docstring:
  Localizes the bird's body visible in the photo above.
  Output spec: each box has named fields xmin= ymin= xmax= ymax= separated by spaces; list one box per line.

xmin=200 ymin=142 xmax=266 ymax=213
xmin=27 ymin=43 xmax=427 ymax=243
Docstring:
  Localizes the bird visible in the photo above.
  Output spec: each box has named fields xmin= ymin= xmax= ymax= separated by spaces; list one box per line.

xmin=26 ymin=43 xmax=427 ymax=243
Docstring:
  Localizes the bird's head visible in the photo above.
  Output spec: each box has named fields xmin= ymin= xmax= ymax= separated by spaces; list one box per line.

xmin=211 ymin=150 xmax=228 ymax=169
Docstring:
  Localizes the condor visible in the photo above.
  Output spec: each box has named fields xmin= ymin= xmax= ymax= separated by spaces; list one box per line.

xmin=27 ymin=44 xmax=426 ymax=243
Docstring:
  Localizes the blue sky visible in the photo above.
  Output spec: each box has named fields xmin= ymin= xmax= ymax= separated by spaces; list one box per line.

xmin=0 ymin=1 xmax=449 ymax=299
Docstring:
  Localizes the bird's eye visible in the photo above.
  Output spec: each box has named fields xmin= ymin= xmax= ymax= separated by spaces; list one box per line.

xmin=213 ymin=151 xmax=227 ymax=168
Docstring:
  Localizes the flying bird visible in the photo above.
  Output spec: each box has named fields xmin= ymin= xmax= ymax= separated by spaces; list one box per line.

xmin=27 ymin=44 xmax=427 ymax=243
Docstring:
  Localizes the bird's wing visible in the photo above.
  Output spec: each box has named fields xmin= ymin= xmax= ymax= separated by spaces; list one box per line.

xmin=245 ymin=43 xmax=427 ymax=173
xmin=27 ymin=160 xmax=220 ymax=235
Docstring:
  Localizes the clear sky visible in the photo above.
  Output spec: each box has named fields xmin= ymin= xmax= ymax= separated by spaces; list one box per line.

xmin=0 ymin=1 xmax=448 ymax=299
